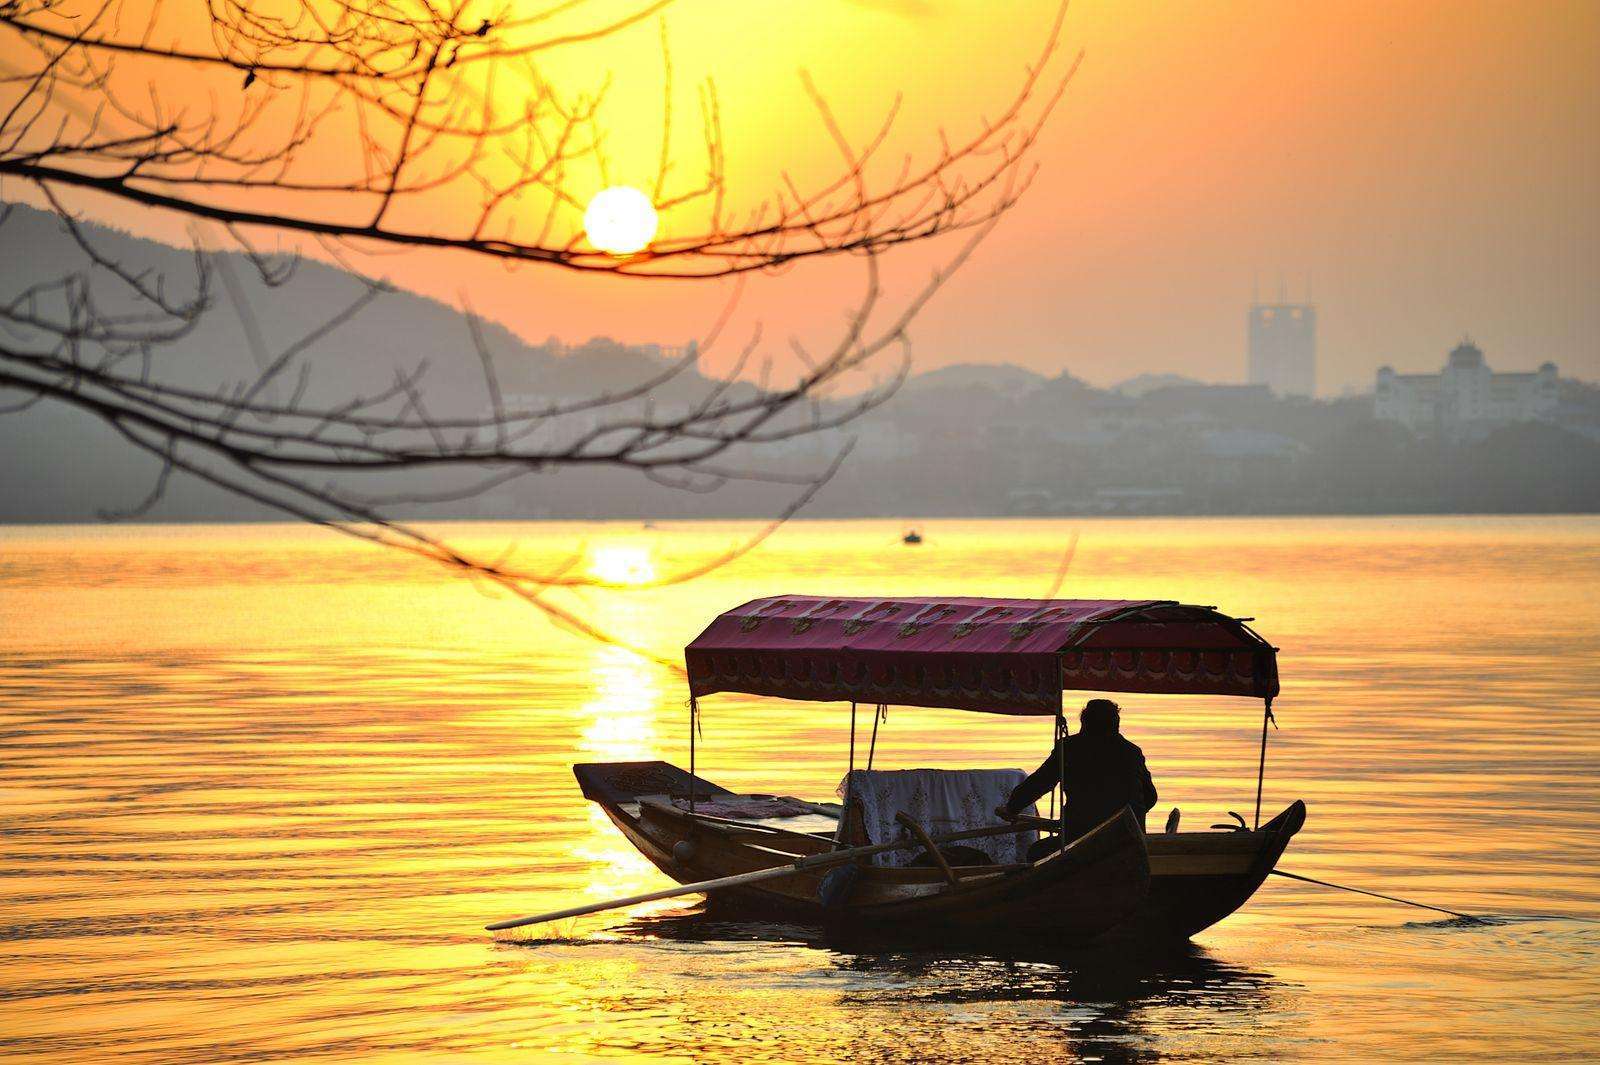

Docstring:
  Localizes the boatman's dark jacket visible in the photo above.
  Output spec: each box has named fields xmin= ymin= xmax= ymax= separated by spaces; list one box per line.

xmin=1003 ymin=730 xmax=1158 ymax=838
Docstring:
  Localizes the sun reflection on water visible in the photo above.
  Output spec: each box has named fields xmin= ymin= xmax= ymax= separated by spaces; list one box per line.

xmin=578 ymin=643 xmax=661 ymax=762
xmin=587 ymin=543 xmax=657 ymax=586
xmin=573 ymin=642 xmax=673 ymax=903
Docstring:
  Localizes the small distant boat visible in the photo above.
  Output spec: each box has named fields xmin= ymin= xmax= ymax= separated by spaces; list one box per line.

xmin=902 ymin=529 xmax=923 ymax=545
xmin=575 ymin=595 xmax=1304 ymax=946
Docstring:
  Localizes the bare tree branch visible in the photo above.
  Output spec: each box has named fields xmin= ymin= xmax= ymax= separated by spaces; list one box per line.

xmin=0 ymin=0 xmax=1076 ymax=656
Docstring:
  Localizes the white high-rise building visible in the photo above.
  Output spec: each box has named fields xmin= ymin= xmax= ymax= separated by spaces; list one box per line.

xmin=1248 ymin=299 xmax=1316 ymax=398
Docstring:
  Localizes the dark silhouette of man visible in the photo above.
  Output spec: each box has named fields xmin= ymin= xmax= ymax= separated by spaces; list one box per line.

xmin=999 ymin=698 xmax=1158 ymax=847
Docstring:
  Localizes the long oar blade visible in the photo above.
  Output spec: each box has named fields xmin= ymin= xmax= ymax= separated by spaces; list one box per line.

xmin=487 ymin=816 xmax=1049 ymax=933
xmin=486 ymin=863 xmax=812 ymax=932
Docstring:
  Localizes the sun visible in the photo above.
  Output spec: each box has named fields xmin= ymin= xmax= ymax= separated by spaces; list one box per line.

xmin=583 ymin=186 xmax=659 ymax=256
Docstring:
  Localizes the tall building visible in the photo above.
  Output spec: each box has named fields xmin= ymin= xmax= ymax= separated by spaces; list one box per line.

xmin=1247 ymin=298 xmax=1316 ymax=398
xmin=1375 ymin=340 xmax=1558 ymax=435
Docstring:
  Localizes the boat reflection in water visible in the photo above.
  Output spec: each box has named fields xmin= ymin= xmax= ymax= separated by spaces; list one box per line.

xmin=614 ymin=907 xmax=1286 ymax=1063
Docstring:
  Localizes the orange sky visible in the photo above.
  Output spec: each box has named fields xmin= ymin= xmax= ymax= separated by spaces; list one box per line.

xmin=21 ymin=0 xmax=1599 ymax=393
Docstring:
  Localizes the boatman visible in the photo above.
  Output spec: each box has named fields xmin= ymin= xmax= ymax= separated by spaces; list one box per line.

xmin=997 ymin=698 xmax=1158 ymax=852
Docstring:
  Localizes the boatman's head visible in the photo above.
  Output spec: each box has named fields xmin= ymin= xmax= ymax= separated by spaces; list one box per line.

xmin=1080 ymin=698 xmax=1120 ymax=735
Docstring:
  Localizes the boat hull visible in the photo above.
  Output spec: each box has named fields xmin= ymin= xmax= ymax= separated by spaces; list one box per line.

xmin=573 ymin=761 xmax=1302 ymax=945
xmin=575 ymin=761 xmax=1151 ymax=948
xmin=1102 ymin=800 xmax=1307 ymax=941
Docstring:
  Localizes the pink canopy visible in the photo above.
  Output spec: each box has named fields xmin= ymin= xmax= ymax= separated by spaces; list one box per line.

xmin=685 ymin=596 xmax=1278 ymax=715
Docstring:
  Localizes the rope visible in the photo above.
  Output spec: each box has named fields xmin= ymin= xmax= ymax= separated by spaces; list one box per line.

xmin=866 ymin=703 xmax=885 ymax=770
xmin=1271 ymin=869 xmax=1482 ymax=922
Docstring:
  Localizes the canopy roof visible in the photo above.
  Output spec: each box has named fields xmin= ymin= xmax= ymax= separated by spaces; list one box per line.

xmin=685 ymin=596 xmax=1278 ymax=716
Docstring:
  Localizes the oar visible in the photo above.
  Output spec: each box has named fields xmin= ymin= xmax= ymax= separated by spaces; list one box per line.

xmin=1271 ymin=869 xmax=1483 ymax=923
xmin=486 ymin=818 xmax=1041 ymax=933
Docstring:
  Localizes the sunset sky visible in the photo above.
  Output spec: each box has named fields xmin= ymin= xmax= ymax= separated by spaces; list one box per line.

xmin=27 ymin=0 xmax=1599 ymax=394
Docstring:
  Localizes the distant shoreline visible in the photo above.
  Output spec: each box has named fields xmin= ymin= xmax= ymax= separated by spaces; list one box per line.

xmin=5 ymin=509 xmax=1599 ymax=529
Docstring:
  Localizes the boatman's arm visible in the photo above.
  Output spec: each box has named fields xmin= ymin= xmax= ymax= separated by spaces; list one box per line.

xmin=1001 ymin=741 xmax=1063 ymax=819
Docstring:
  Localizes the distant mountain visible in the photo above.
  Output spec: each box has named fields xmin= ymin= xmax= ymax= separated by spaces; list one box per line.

xmin=1112 ymin=372 xmax=1206 ymax=397
xmin=0 ymin=203 xmax=1080 ymax=522
xmin=0 ymin=202 xmax=738 ymax=522
xmin=0 ymin=202 xmax=582 ymax=411
xmin=8 ymin=201 xmax=1596 ymax=522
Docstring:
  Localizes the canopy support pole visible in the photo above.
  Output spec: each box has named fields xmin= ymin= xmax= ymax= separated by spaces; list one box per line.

xmin=849 ymin=700 xmax=857 ymax=773
xmin=1056 ymin=711 xmax=1068 ymax=844
xmin=688 ymin=696 xmax=700 ymax=814
xmin=835 ymin=701 xmax=858 ymax=852
xmin=1253 ymin=697 xmax=1275 ymax=829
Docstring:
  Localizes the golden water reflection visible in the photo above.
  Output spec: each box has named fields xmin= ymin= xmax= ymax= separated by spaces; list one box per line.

xmin=578 ymin=643 xmax=663 ymax=763
xmin=1 ymin=516 xmax=1597 ymax=1061
xmin=586 ymin=541 xmax=658 ymax=587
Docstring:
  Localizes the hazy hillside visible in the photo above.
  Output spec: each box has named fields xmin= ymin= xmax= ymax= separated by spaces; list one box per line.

xmin=5 ymin=201 xmax=1599 ymax=522
xmin=0 ymin=204 xmax=743 ymax=522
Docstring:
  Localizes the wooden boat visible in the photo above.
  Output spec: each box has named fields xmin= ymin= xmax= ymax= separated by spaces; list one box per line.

xmin=576 ymin=595 xmax=1304 ymax=944
xmin=576 ymin=759 xmax=1304 ymax=944
xmin=576 ymin=757 xmax=1152 ymax=940
xmin=575 ymin=760 xmax=1150 ymax=946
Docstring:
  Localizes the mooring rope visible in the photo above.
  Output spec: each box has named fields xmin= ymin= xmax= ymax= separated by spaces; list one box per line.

xmin=1271 ymin=869 xmax=1483 ymax=922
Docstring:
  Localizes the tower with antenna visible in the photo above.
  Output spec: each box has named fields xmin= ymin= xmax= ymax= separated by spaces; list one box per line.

xmin=1247 ymin=276 xmax=1316 ymax=397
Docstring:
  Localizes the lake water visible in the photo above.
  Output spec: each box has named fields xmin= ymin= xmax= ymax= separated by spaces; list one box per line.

xmin=3 ymin=516 xmax=1598 ymax=1062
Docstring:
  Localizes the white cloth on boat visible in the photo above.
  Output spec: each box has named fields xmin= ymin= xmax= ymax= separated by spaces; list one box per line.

xmin=835 ymin=768 xmax=1039 ymax=867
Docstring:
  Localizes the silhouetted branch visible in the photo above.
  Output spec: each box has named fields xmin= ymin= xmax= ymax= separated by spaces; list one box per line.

xmin=2 ymin=0 xmax=1073 ymax=276
xmin=0 ymin=0 xmax=1075 ymax=655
